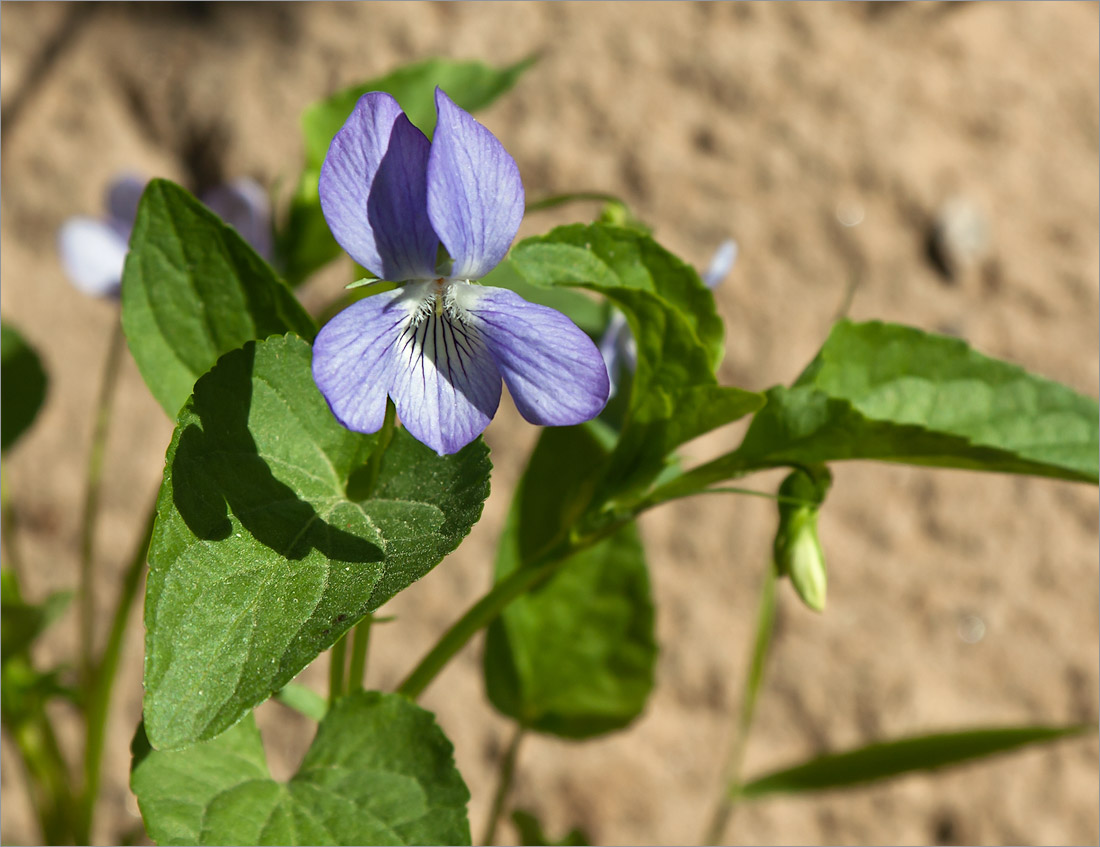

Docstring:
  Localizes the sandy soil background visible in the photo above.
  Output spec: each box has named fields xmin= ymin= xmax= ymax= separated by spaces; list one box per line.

xmin=2 ymin=2 xmax=1097 ymax=845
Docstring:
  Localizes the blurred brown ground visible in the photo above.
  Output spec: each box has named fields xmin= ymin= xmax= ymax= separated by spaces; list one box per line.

xmin=1 ymin=2 xmax=1097 ymax=845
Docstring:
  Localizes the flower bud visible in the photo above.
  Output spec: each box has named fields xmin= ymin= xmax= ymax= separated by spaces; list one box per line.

xmin=774 ymin=467 xmax=832 ymax=612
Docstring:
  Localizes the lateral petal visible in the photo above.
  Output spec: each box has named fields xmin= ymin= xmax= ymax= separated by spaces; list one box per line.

xmin=320 ymin=92 xmax=439 ymax=281
xmin=427 ymin=88 xmax=524 ymax=281
xmin=458 ymin=285 xmax=609 ymax=426
xmin=311 ymin=288 xmax=418 ymax=435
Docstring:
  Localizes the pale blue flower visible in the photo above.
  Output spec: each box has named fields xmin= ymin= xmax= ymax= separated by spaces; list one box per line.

xmin=312 ymin=89 xmax=610 ymax=456
xmin=58 ymin=175 xmax=272 ymax=298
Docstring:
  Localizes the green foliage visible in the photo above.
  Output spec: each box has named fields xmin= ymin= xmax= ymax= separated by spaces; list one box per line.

xmin=1 ymin=322 xmax=48 ymax=452
xmin=509 ymin=224 xmax=764 ymax=498
xmin=132 ymin=692 xmax=471 ymax=846
xmin=0 ymin=570 xmax=71 ymax=667
xmin=511 ymin=810 xmax=589 ymax=846
xmin=0 ymin=570 xmax=73 ymax=727
xmin=740 ymin=724 xmax=1092 ymax=798
xmin=484 ymin=425 xmax=656 ymax=738
xmin=121 ymin=180 xmax=316 ymax=418
xmin=281 ymin=56 xmax=536 ymax=286
xmin=739 ymin=320 xmax=1099 ymax=483
xmin=143 ymin=335 xmax=490 ymax=750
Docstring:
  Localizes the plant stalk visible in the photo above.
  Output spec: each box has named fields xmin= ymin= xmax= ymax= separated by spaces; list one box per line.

xmin=396 ymin=520 xmax=625 ymax=701
xmin=75 ymin=492 xmax=157 ymax=846
xmin=480 ymin=725 xmax=525 ymax=846
xmin=78 ymin=319 xmax=127 ymax=691
xmin=702 ymin=561 xmax=779 ymax=845
xmin=328 ymin=634 xmax=348 ymax=706
xmin=347 ymin=615 xmax=372 ymax=692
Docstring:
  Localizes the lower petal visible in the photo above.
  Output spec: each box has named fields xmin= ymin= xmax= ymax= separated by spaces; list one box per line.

xmin=388 ymin=306 xmax=502 ymax=455
xmin=57 ymin=217 xmax=128 ymax=298
xmin=311 ymin=288 xmax=414 ymax=434
xmin=458 ymin=285 xmax=610 ymax=426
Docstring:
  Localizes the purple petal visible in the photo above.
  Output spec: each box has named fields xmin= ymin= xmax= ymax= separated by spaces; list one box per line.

xmin=388 ymin=283 xmax=502 ymax=455
xmin=457 ymin=285 xmax=609 ymax=426
xmin=320 ymin=92 xmax=439 ymax=281
xmin=701 ymin=239 xmax=738 ymax=289
xmin=202 ymin=178 xmax=274 ymax=262
xmin=427 ymin=88 xmax=524 ymax=280
xmin=105 ymin=174 xmax=146 ymax=238
xmin=312 ymin=288 xmax=416 ymax=435
xmin=57 ymin=217 xmax=128 ymax=298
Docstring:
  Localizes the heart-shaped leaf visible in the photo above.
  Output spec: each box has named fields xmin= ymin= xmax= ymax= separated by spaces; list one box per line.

xmin=484 ymin=425 xmax=657 ymax=738
xmin=132 ymin=691 xmax=471 ymax=845
xmin=1 ymin=322 xmax=48 ymax=452
xmin=143 ymin=334 xmax=490 ymax=750
xmin=122 ymin=180 xmax=316 ymax=417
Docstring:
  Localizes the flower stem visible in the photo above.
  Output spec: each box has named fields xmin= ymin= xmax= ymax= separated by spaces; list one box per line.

xmin=480 ymin=724 xmax=525 ymax=846
xmin=347 ymin=614 xmax=372 ymax=692
xmin=1 ymin=473 xmax=24 ymax=578
xmin=10 ymin=713 xmax=77 ymax=845
xmin=328 ymin=633 xmax=348 ymax=706
xmin=75 ymin=490 xmax=157 ymax=846
xmin=78 ymin=319 xmax=126 ymax=691
xmin=701 ymin=561 xmax=779 ymax=845
xmin=396 ymin=519 xmax=624 ymax=701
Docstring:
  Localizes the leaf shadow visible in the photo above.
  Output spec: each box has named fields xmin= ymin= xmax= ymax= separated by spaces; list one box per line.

xmin=171 ymin=343 xmax=383 ymax=565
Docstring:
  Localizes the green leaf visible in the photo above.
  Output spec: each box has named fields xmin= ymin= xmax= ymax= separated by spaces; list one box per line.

xmin=1 ymin=322 xmax=48 ymax=452
xmin=121 ymin=179 xmax=316 ymax=418
xmin=511 ymin=810 xmax=588 ymax=847
xmin=301 ymin=55 xmax=536 ymax=170
xmin=740 ymin=724 xmax=1092 ymax=799
xmin=132 ymin=691 xmax=471 ymax=846
xmin=484 ymin=425 xmax=656 ymax=738
xmin=509 ymin=224 xmax=764 ymax=496
xmin=735 ymin=320 xmax=1099 ymax=483
xmin=143 ymin=335 xmax=490 ymax=750
xmin=0 ymin=569 xmax=71 ymax=666
xmin=278 ymin=170 xmax=345 ymax=288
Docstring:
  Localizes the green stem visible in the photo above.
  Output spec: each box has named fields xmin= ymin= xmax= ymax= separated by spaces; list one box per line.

xmin=9 ymin=715 xmax=76 ymax=845
xmin=480 ymin=725 xmax=525 ymax=846
xmin=78 ymin=319 xmax=126 ymax=690
xmin=524 ymin=191 xmax=625 ymax=214
xmin=328 ymin=633 xmax=348 ymax=706
xmin=702 ymin=561 xmax=779 ymax=845
xmin=347 ymin=615 xmax=372 ymax=692
xmin=397 ymin=521 xmax=625 ymax=701
xmin=75 ymin=492 xmax=157 ymax=846
xmin=1 ymin=472 xmax=25 ymax=578
xmin=363 ymin=400 xmax=396 ymax=496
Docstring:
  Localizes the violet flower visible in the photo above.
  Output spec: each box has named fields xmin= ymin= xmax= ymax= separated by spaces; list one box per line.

xmin=312 ymin=88 xmax=609 ymax=456
xmin=600 ymin=238 xmax=738 ymax=396
xmin=58 ymin=174 xmax=273 ymax=298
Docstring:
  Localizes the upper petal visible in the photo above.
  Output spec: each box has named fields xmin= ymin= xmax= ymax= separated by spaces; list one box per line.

xmin=426 ymin=88 xmax=524 ymax=280
xmin=57 ymin=217 xmax=129 ymax=298
xmin=320 ymin=92 xmax=439 ymax=281
xmin=387 ymin=284 xmax=502 ymax=455
xmin=312 ymin=288 xmax=417 ymax=435
xmin=202 ymin=178 xmax=274 ymax=261
xmin=458 ymin=285 xmax=609 ymax=427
